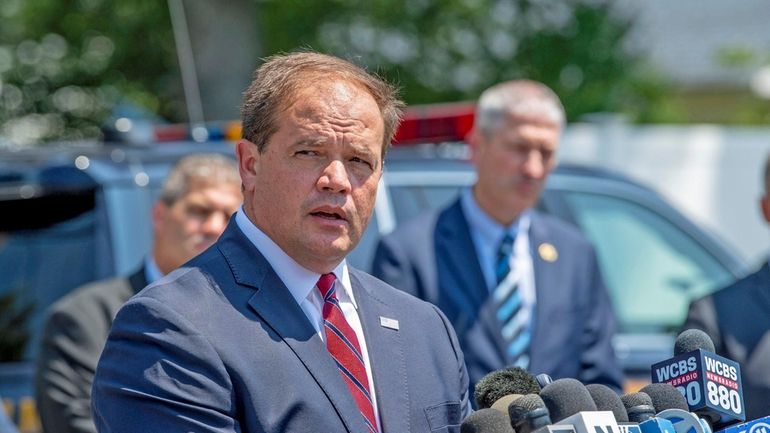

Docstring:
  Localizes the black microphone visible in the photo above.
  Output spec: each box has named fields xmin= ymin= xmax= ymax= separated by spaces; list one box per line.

xmin=620 ymin=392 xmax=679 ymax=433
xmin=536 ymin=373 xmax=554 ymax=390
xmin=540 ymin=378 xmax=597 ymax=422
xmin=643 ymin=383 xmax=713 ymax=433
xmin=641 ymin=384 xmax=689 ymax=412
xmin=475 ymin=367 xmax=541 ymax=409
xmin=461 ymin=408 xmax=515 ymax=433
xmin=651 ymin=329 xmax=745 ymax=426
xmin=587 ymin=384 xmax=629 ymax=423
xmin=621 ymin=392 xmax=656 ymax=423
xmin=509 ymin=394 xmax=552 ymax=433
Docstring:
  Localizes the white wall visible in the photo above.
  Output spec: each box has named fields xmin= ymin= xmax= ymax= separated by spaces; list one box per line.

xmin=560 ymin=121 xmax=770 ymax=268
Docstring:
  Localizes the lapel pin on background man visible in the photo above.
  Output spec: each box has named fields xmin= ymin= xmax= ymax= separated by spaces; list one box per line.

xmin=91 ymin=51 xmax=471 ymax=433
xmin=372 ymin=80 xmax=624 ymax=398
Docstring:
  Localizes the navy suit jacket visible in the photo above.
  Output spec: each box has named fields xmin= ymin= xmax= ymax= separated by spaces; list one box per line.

xmin=372 ymin=198 xmax=623 ymax=393
xmin=683 ymin=262 xmax=770 ymax=420
xmin=92 ymin=220 xmax=470 ymax=433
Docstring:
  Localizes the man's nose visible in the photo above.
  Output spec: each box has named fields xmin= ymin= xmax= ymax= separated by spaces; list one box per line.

xmin=317 ymin=160 xmax=352 ymax=193
xmin=201 ymin=211 xmax=228 ymax=236
xmin=521 ymin=150 xmax=546 ymax=179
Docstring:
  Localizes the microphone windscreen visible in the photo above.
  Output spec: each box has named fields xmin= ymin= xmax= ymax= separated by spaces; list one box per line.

xmin=475 ymin=367 xmax=541 ymax=409
xmin=640 ymin=383 xmax=689 ymax=411
xmin=620 ymin=392 xmax=655 ymax=423
xmin=491 ymin=394 xmax=523 ymax=415
xmin=620 ymin=392 xmax=653 ymax=409
xmin=586 ymin=384 xmax=628 ymax=422
xmin=508 ymin=393 xmax=548 ymax=422
xmin=461 ymin=408 xmax=513 ymax=433
xmin=674 ymin=329 xmax=715 ymax=355
xmin=540 ymin=378 xmax=598 ymax=422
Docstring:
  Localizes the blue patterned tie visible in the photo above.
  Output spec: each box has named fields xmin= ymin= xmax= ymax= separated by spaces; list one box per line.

xmin=493 ymin=233 xmax=531 ymax=368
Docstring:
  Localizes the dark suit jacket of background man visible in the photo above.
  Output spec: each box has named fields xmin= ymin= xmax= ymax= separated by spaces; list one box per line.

xmin=91 ymin=219 xmax=470 ymax=433
xmin=683 ymin=262 xmax=770 ymax=420
xmin=372 ymin=198 xmax=623 ymax=393
xmin=35 ymin=267 xmax=147 ymax=433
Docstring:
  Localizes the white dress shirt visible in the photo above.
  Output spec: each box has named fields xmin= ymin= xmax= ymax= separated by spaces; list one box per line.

xmin=235 ymin=208 xmax=381 ymax=430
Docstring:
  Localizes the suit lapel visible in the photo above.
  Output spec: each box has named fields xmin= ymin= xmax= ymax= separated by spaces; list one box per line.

xmin=527 ymin=212 xmax=556 ymax=367
xmin=436 ymin=200 xmax=510 ymax=366
xmin=435 ymin=200 xmax=488 ymax=310
xmin=350 ymin=270 xmax=408 ymax=433
xmin=216 ymin=221 xmax=367 ymax=433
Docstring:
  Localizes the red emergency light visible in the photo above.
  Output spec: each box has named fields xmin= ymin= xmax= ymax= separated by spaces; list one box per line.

xmin=145 ymin=102 xmax=475 ymax=145
xmin=391 ymin=101 xmax=475 ymax=146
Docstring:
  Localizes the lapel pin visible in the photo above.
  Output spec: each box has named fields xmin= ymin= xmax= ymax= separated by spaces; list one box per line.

xmin=379 ymin=316 xmax=399 ymax=330
xmin=538 ymin=243 xmax=558 ymax=262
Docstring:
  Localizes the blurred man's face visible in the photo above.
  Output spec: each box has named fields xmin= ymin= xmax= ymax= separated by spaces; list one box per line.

xmin=153 ymin=179 xmax=242 ymax=274
xmin=471 ymin=112 xmax=560 ymax=225
xmin=237 ymin=78 xmax=384 ymax=274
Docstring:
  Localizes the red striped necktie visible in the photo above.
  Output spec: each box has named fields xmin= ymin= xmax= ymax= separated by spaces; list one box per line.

xmin=317 ymin=273 xmax=378 ymax=433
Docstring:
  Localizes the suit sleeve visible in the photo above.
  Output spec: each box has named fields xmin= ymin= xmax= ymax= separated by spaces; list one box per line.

xmin=92 ymin=298 xmax=238 ymax=433
xmin=371 ymin=235 xmax=421 ymax=298
xmin=35 ymin=305 xmax=106 ymax=433
xmin=579 ymin=247 xmax=624 ymax=391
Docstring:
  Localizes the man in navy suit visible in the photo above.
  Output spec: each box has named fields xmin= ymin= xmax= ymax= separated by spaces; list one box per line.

xmin=683 ymin=154 xmax=770 ymax=420
xmin=92 ymin=52 xmax=470 ymax=433
xmin=372 ymin=80 xmax=623 ymax=394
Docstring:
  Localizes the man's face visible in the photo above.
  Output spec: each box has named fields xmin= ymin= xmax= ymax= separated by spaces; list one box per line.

xmin=153 ymin=179 xmax=242 ymax=274
xmin=471 ymin=113 xmax=561 ymax=225
xmin=237 ymin=79 xmax=384 ymax=273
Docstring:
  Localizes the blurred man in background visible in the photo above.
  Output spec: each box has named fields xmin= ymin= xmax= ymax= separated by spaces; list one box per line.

xmin=372 ymin=80 xmax=623 ymax=395
xmin=683 ymin=154 xmax=770 ymax=420
xmin=35 ymin=153 xmax=242 ymax=433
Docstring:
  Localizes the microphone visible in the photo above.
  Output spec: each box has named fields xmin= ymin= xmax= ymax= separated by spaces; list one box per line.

xmin=651 ymin=329 xmax=745 ymax=425
xmin=475 ymin=367 xmax=541 ymax=409
xmin=461 ymin=408 xmax=514 ymax=433
xmin=621 ymin=393 xmax=656 ymax=423
xmin=509 ymin=394 xmax=552 ymax=433
xmin=587 ymin=384 xmax=629 ymax=423
xmin=641 ymin=384 xmax=689 ymax=412
xmin=540 ymin=378 xmax=598 ymax=422
xmin=540 ymin=378 xmax=621 ymax=433
xmin=537 ymin=373 xmax=554 ymax=389
xmin=620 ymin=392 xmax=677 ymax=433
xmin=642 ymin=383 xmax=713 ymax=433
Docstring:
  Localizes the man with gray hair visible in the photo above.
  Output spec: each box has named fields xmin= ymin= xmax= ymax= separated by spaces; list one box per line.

xmin=372 ymin=79 xmax=624 ymax=395
xmin=36 ymin=153 xmax=242 ymax=433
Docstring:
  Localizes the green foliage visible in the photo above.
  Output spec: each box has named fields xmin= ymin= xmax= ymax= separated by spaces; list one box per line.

xmin=0 ymin=0 xmax=182 ymax=146
xmin=0 ymin=290 xmax=34 ymax=362
xmin=259 ymin=0 xmax=669 ymax=121
xmin=0 ymin=0 xmax=671 ymax=146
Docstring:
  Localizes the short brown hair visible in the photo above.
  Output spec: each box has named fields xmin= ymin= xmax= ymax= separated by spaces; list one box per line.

xmin=240 ymin=51 xmax=404 ymax=157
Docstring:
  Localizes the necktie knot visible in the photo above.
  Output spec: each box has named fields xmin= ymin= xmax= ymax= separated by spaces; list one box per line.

xmin=317 ymin=273 xmax=337 ymax=299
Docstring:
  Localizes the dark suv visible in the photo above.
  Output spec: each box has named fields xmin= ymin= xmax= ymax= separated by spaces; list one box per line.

xmin=0 ymin=136 xmax=745 ymax=427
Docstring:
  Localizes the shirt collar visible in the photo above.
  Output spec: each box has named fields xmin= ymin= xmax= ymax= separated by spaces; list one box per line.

xmin=234 ymin=206 xmax=356 ymax=308
xmin=461 ymin=187 xmax=527 ymax=245
xmin=144 ymin=255 xmax=164 ymax=284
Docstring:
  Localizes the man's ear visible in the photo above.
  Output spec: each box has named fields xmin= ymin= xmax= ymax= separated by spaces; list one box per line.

xmin=236 ymin=139 xmax=259 ymax=191
xmin=151 ymin=201 xmax=167 ymax=235
xmin=467 ymin=127 xmax=483 ymax=165
xmin=761 ymin=194 xmax=770 ymax=224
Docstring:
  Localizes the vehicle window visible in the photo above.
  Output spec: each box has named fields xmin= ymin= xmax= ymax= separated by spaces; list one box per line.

xmin=562 ymin=192 xmax=734 ymax=333
xmin=389 ymin=185 xmax=464 ymax=223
